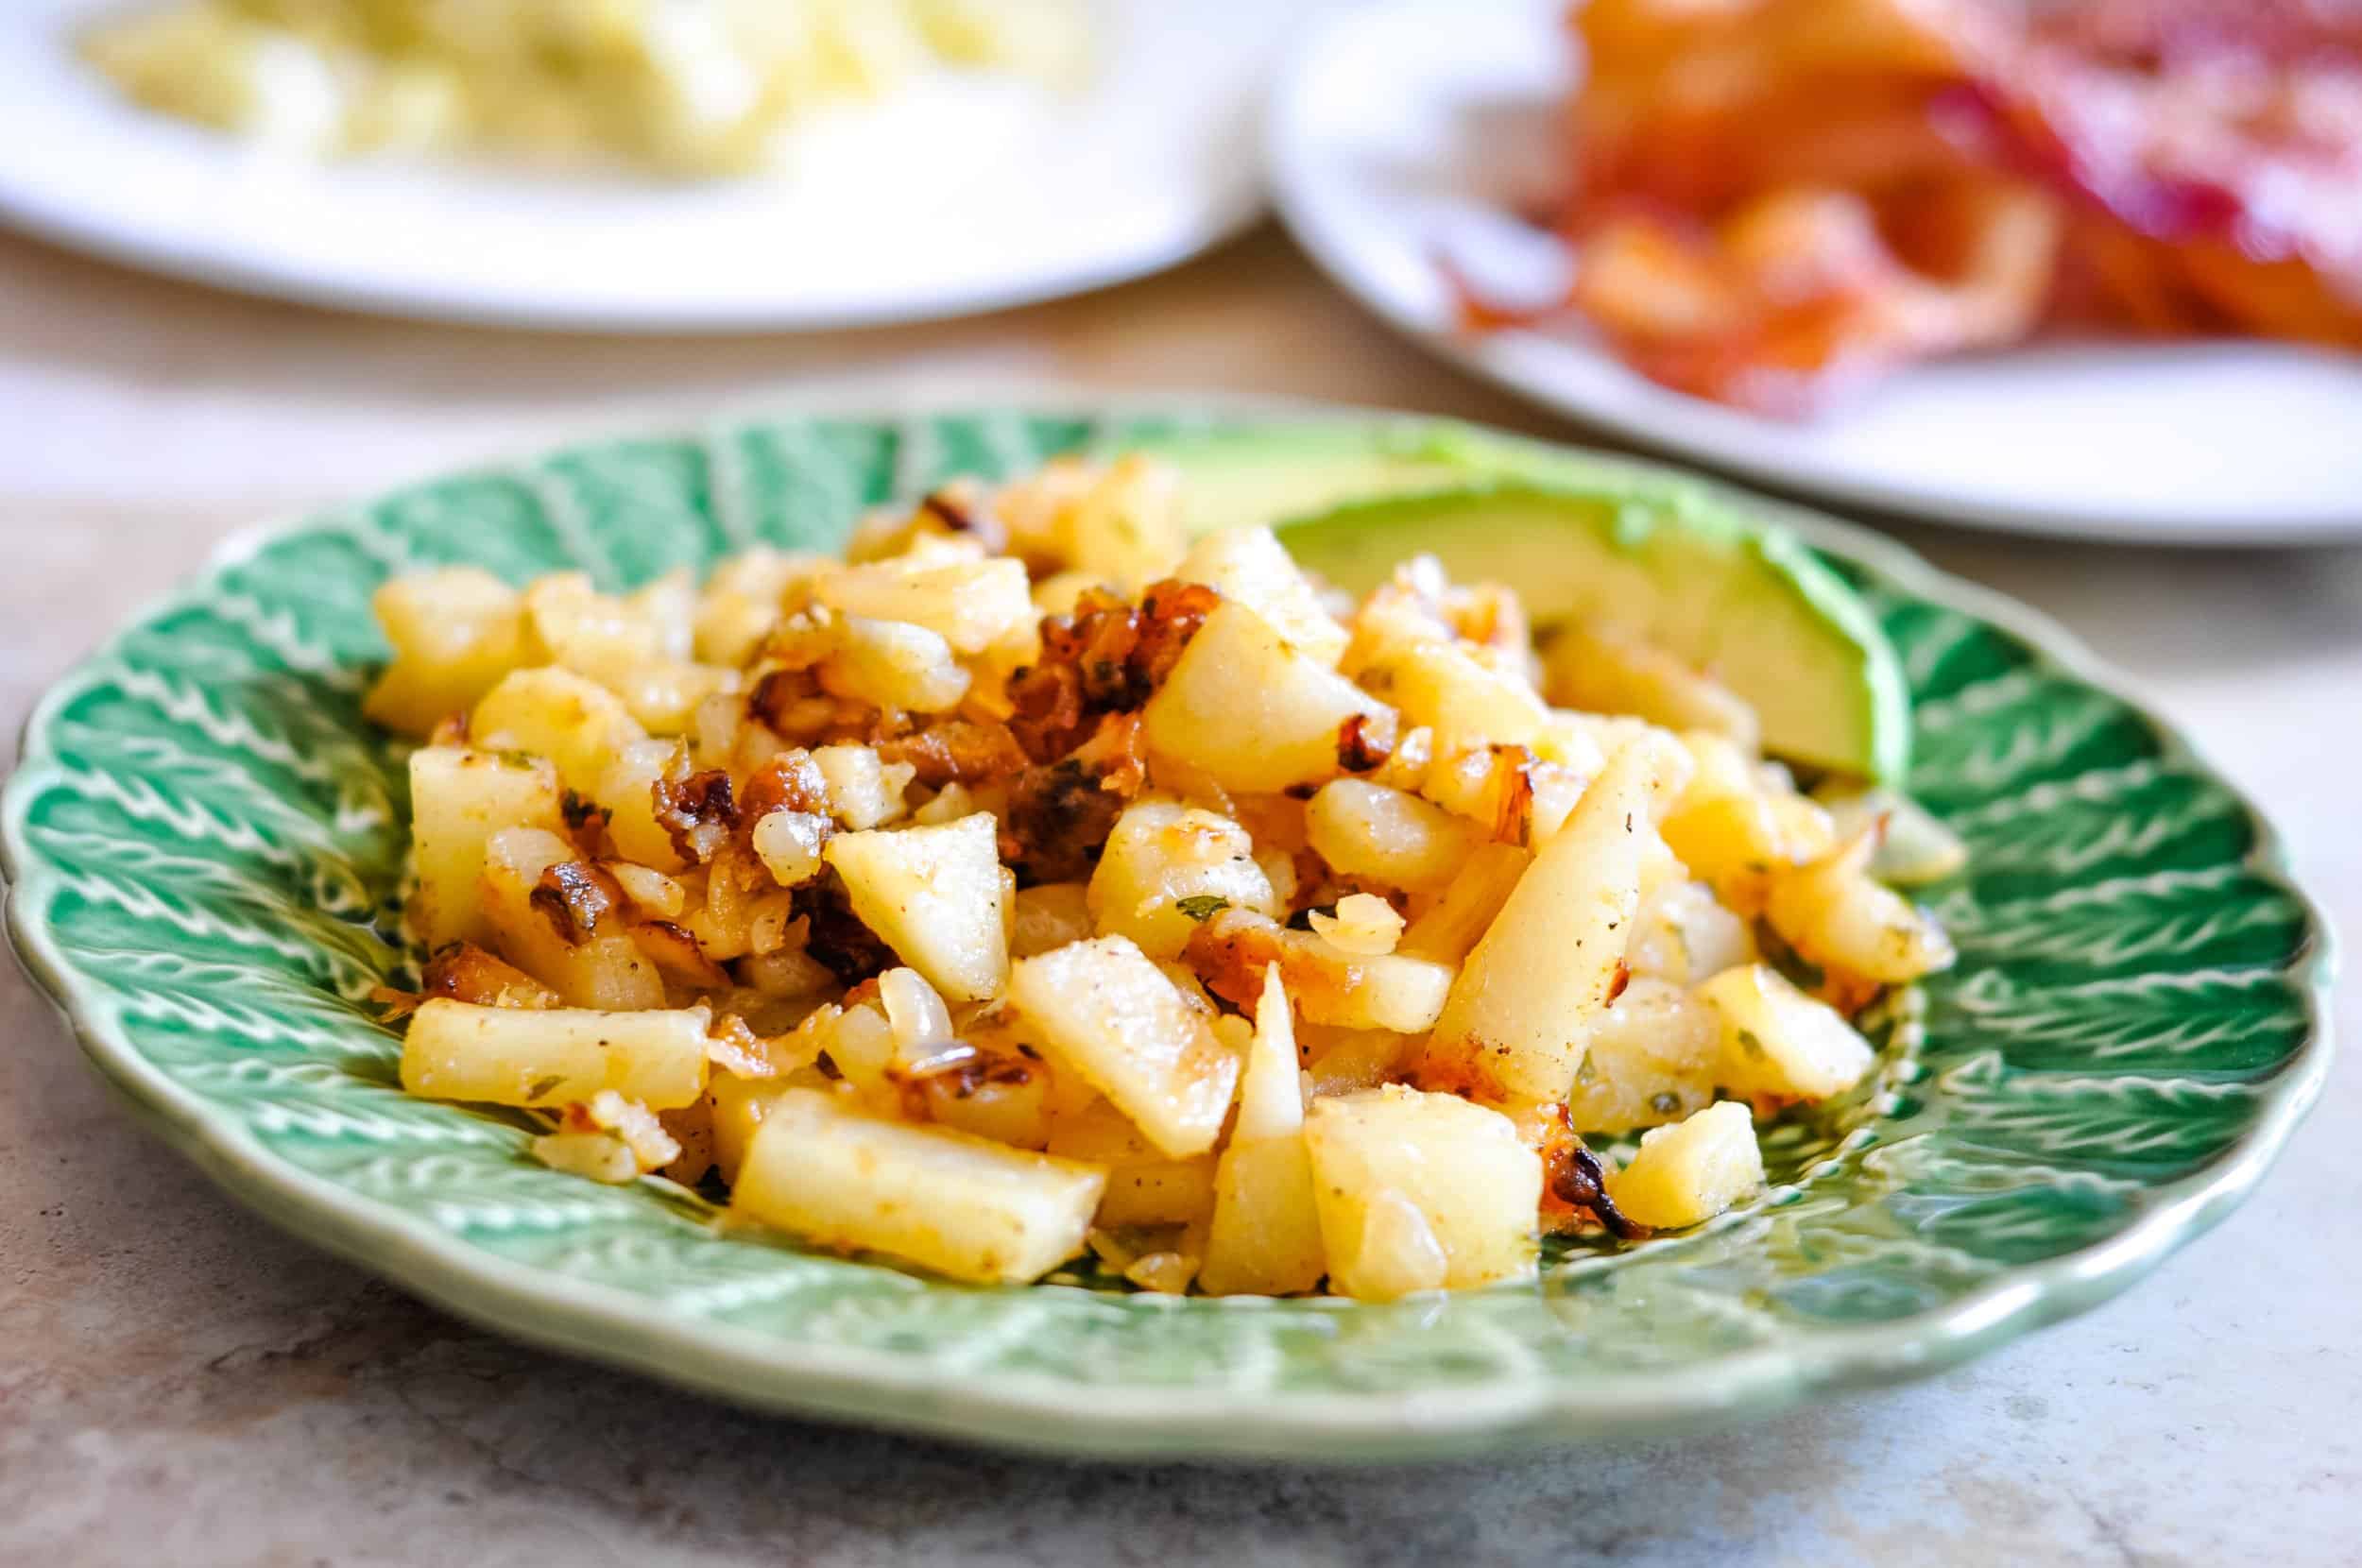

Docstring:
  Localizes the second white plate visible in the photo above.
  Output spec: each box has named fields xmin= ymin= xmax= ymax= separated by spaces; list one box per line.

xmin=1269 ymin=0 xmax=2362 ymax=542
xmin=0 ymin=0 xmax=1291 ymax=332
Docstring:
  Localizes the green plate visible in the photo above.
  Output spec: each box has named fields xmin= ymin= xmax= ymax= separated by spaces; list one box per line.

xmin=1 ymin=407 xmax=2332 ymax=1461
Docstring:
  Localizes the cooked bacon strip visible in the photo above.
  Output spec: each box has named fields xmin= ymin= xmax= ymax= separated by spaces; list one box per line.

xmin=1511 ymin=0 xmax=2362 ymax=410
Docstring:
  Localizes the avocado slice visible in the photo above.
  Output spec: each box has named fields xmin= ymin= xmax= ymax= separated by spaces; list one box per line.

xmin=1128 ymin=423 xmax=1908 ymax=780
xmin=1128 ymin=420 xmax=1637 ymax=539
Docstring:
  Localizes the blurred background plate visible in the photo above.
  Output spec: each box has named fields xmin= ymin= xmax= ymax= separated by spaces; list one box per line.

xmin=1269 ymin=0 xmax=2362 ymax=543
xmin=0 ymin=0 xmax=1287 ymax=332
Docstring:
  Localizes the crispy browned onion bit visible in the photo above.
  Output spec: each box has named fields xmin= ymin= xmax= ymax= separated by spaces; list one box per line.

xmin=653 ymin=768 xmax=738 ymax=863
xmin=1008 ymin=578 xmax=1216 ymax=761
xmin=1543 ymin=1110 xmax=1651 ymax=1241
xmin=530 ymin=860 xmax=625 ymax=943
xmin=873 ymin=719 xmax=1033 ymax=787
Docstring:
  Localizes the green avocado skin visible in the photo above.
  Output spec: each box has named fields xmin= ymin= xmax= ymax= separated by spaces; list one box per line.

xmin=1126 ymin=420 xmax=1910 ymax=782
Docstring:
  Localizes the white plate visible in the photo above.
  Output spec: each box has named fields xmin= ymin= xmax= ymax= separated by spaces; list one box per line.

xmin=0 ymin=0 xmax=1289 ymax=332
xmin=1269 ymin=0 xmax=2362 ymax=542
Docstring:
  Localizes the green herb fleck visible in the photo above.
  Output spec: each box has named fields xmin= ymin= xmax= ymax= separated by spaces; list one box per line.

xmin=1737 ymin=1029 xmax=1767 ymax=1060
xmin=1575 ymin=1050 xmax=1597 ymax=1086
xmin=1174 ymin=895 xmax=1231 ymax=922
xmin=525 ymin=1074 xmax=566 ymax=1100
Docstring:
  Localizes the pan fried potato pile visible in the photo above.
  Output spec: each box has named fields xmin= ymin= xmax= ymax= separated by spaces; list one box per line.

xmin=366 ymin=456 xmax=1958 ymax=1299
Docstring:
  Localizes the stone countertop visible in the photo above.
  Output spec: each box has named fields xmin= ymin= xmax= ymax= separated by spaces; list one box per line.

xmin=1 ymin=226 xmax=2353 ymax=1568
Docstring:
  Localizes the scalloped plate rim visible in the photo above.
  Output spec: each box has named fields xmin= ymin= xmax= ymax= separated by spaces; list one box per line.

xmin=0 ymin=395 xmax=2337 ymax=1461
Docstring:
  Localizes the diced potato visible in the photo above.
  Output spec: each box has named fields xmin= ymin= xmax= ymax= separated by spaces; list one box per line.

xmin=732 ymin=1089 xmax=1104 ymax=1285
xmin=608 ymin=861 xmax=685 ymax=920
xmin=1304 ymin=779 xmax=1486 ymax=894
xmin=595 ymin=738 xmax=691 ymax=871
xmin=812 ymin=613 xmax=970 ymax=714
xmin=1052 ymin=454 xmax=1189 ymax=590
xmin=1522 ymin=760 xmax=1594 ymax=844
xmin=1603 ymin=1100 xmax=1765 ymax=1229
xmin=523 ymin=572 xmax=730 ymax=732
xmin=1087 ymin=797 xmax=1279 ymax=960
xmin=1814 ymin=785 xmax=1969 ymax=886
xmin=625 ymin=571 xmax=696 ymax=659
xmin=480 ymin=827 xmax=666 ymax=1011
xmin=1336 ymin=1191 xmax=1449 ymax=1299
xmin=364 ymin=568 xmax=527 ymax=737
xmin=659 ymin=1096 xmax=715 ymax=1184
xmin=1627 ymin=878 xmax=1756 ymax=985
xmin=736 ymin=947 xmax=837 ymax=1003
xmin=912 ymin=781 xmax=979 ymax=827
xmin=749 ymin=807 xmax=831 ymax=888
xmin=1200 ymin=968 xmax=1326 ymax=1295
xmin=1421 ymin=741 xmax=1671 ymax=1105
xmin=1659 ymin=732 xmax=1808 ymax=913
xmin=1185 ymin=910 xmax=1456 ymax=1033
xmin=810 ymin=997 xmax=903 ymax=1113
xmin=405 ymin=745 xmax=567 ymax=949
xmin=1142 ymin=601 xmax=1390 ymax=794
xmin=471 ymin=666 xmax=646 ymax=795
xmin=1565 ymin=978 xmax=1720 ymax=1132
xmin=400 ymin=997 xmax=708 ymax=1109
xmin=1047 ymin=1100 xmax=1218 ymax=1227
xmin=811 ymin=743 xmax=913 ymax=830
xmin=1697 ymin=963 xmax=1878 ymax=1103
xmin=1542 ymin=624 xmax=1761 ymax=751
xmin=706 ymin=1072 xmax=793 ymax=1185
xmin=1765 ymin=832 xmax=1956 ymax=984
xmin=1531 ymin=713 xmax=1615 ymax=775
xmin=1007 ymin=936 xmax=1241 ymax=1159
xmin=919 ymin=1050 xmax=1055 ymax=1150
xmin=693 ymin=548 xmax=828 ymax=667
xmin=1300 ymin=1025 xmax=1409 ymax=1099
xmin=1378 ymin=640 xmax=1549 ymax=754
xmin=814 ymin=555 xmax=1034 ymax=655
xmin=823 ymin=813 xmax=1009 ymax=1003
xmin=1398 ymin=842 xmax=1532 ymax=963
xmin=532 ymin=1129 xmax=641 ymax=1184
xmin=1305 ymin=1086 xmax=1541 ymax=1301
xmin=841 ymin=486 xmax=989 ymax=564
xmin=1416 ymin=742 xmax=1535 ymax=836
xmin=1342 ymin=563 xmax=1454 ymax=676
xmin=1011 ymin=881 xmax=1094 ymax=957
xmin=1172 ymin=526 xmax=1348 ymax=668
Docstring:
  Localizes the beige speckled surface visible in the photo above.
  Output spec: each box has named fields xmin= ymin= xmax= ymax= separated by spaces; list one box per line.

xmin=2 ymin=226 xmax=2355 ymax=1566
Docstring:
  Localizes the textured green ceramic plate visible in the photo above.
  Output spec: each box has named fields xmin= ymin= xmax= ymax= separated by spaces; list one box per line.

xmin=2 ymin=406 xmax=2333 ymax=1461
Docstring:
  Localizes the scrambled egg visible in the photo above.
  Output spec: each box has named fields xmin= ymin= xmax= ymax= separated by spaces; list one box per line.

xmin=83 ymin=0 xmax=1091 ymax=176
